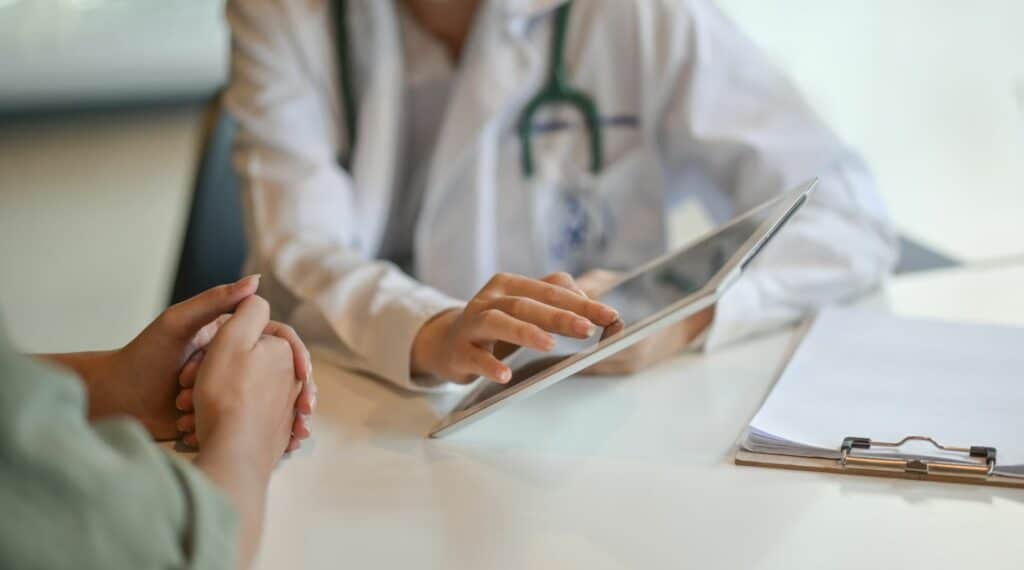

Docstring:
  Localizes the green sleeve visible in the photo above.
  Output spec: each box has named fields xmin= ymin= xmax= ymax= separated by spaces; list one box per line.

xmin=0 ymin=331 xmax=238 ymax=570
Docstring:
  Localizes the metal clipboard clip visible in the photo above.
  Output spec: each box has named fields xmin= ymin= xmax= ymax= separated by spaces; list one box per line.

xmin=840 ymin=436 xmax=997 ymax=478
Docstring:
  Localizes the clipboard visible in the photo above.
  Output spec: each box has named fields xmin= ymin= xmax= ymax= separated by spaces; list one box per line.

xmin=733 ymin=308 xmax=1024 ymax=489
xmin=735 ymin=435 xmax=1024 ymax=489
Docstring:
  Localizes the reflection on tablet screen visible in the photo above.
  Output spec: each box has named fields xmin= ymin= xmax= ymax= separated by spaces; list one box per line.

xmin=603 ymin=216 xmax=755 ymax=326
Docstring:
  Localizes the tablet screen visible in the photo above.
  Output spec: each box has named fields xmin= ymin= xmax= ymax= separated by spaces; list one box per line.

xmin=452 ymin=210 xmax=765 ymax=412
xmin=601 ymin=214 xmax=756 ymax=327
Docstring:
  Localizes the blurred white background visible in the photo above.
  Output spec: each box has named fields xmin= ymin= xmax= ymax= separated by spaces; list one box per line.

xmin=718 ymin=0 xmax=1024 ymax=261
xmin=0 ymin=0 xmax=1022 ymax=352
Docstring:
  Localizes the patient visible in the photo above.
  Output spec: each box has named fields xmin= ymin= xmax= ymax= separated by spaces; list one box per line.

xmin=0 ymin=275 xmax=315 ymax=569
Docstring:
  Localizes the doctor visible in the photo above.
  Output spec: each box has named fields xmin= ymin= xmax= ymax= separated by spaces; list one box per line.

xmin=223 ymin=0 xmax=898 ymax=389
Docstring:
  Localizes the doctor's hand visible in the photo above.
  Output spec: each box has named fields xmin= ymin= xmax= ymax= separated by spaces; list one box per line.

xmin=576 ymin=269 xmax=715 ymax=375
xmin=411 ymin=272 xmax=619 ymax=384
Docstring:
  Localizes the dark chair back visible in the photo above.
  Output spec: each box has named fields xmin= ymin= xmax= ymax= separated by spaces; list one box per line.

xmin=896 ymin=236 xmax=958 ymax=274
xmin=170 ymin=109 xmax=247 ymax=304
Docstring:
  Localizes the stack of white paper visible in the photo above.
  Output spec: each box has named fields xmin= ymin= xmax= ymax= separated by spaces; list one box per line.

xmin=741 ymin=307 xmax=1024 ymax=477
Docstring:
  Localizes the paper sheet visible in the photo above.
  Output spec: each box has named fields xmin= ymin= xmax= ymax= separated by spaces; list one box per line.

xmin=746 ymin=307 xmax=1024 ymax=475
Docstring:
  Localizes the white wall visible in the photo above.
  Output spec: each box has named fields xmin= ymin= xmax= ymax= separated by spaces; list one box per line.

xmin=0 ymin=0 xmax=227 ymax=108
xmin=0 ymin=108 xmax=203 ymax=352
xmin=716 ymin=0 xmax=1024 ymax=261
xmin=0 ymin=1 xmax=223 ymax=352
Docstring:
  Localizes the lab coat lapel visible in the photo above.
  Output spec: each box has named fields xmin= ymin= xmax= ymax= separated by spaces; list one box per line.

xmin=415 ymin=1 xmax=551 ymax=296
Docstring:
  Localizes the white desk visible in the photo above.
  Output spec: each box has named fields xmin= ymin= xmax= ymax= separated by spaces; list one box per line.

xmin=257 ymin=265 xmax=1024 ymax=570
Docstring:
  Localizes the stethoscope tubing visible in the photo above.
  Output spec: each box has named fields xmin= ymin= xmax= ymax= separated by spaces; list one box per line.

xmin=331 ymin=0 xmax=605 ymax=177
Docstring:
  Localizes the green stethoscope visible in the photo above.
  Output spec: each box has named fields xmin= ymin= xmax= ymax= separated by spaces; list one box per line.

xmin=332 ymin=0 xmax=604 ymax=178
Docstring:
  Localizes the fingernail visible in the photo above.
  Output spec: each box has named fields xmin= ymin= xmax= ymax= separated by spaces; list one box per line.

xmin=539 ymin=334 xmax=556 ymax=351
xmin=306 ymin=362 xmax=313 ymax=381
xmin=499 ymin=368 xmax=512 ymax=383
xmin=573 ymin=318 xmax=595 ymax=337
xmin=233 ymin=274 xmax=261 ymax=291
xmin=602 ymin=306 xmax=619 ymax=322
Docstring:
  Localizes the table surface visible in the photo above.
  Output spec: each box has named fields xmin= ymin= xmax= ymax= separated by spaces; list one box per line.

xmin=255 ymin=263 xmax=1024 ymax=570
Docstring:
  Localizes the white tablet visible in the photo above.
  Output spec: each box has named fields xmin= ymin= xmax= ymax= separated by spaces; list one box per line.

xmin=429 ymin=179 xmax=817 ymax=438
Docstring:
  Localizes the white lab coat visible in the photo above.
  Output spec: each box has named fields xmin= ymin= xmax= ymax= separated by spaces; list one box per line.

xmin=225 ymin=0 xmax=898 ymax=390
